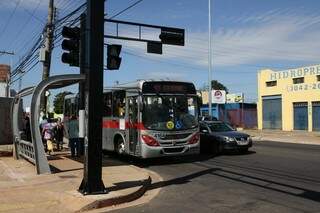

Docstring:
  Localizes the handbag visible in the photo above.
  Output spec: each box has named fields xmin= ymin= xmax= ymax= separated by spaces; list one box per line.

xmin=47 ymin=140 xmax=53 ymax=151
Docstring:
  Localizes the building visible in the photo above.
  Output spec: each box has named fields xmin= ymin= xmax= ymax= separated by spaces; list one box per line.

xmin=199 ymin=90 xmax=257 ymax=128
xmin=0 ymin=64 xmax=10 ymax=97
xmin=257 ymin=64 xmax=320 ymax=132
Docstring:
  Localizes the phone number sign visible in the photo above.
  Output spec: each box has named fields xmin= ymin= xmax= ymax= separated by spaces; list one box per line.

xmin=286 ymin=82 xmax=320 ymax=92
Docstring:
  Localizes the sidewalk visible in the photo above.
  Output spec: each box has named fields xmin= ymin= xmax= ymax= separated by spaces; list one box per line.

xmin=241 ymin=129 xmax=320 ymax=145
xmin=0 ymin=150 xmax=161 ymax=212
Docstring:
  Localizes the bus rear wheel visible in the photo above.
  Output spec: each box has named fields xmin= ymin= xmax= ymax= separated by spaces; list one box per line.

xmin=115 ymin=137 xmax=125 ymax=155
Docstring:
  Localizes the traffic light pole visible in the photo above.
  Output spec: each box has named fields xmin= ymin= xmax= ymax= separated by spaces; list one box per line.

xmin=78 ymin=0 xmax=106 ymax=195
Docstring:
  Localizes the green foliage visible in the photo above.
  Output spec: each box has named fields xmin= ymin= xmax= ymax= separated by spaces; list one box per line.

xmin=211 ymin=80 xmax=229 ymax=93
xmin=53 ymin=91 xmax=72 ymax=114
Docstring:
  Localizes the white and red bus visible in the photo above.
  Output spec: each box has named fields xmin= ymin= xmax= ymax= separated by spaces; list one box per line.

xmin=64 ymin=80 xmax=200 ymax=158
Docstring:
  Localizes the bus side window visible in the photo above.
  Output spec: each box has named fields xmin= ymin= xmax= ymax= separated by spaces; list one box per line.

xmin=64 ymin=99 xmax=70 ymax=117
xmin=103 ymin=92 xmax=112 ymax=117
xmin=112 ymin=90 xmax=126 ymax=118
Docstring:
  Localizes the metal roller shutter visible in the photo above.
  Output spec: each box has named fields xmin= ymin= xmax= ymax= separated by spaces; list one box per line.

xmin=312 ymin=102 xmax=320 ymax=131
xmin=262 ymin=95 xmax=282 ymax=129
xmin=293 ymin=102 xmax=308 ymax=130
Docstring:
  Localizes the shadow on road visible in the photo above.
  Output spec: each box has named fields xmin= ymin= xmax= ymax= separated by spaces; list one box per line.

xmin=149 ymin=168 xmax=221 ymax=190
xmin=222 ymin=150 xmax=256 ymax=156
xmin=195 ymin=161 xmax=320 ymax=203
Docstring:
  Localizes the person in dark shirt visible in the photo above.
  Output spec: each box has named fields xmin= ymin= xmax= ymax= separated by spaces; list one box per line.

xmin=24 ymin=116 xmax=31 ymax=141
xmin=55 ymin=118 xmax=64 ymax=151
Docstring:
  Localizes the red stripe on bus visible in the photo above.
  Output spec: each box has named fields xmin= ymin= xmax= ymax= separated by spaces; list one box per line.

xmin=102 ymin=120 xmax=146 ymax=130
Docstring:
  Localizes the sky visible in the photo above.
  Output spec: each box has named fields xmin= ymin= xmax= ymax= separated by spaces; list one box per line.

xmin=1 ymin=0 xmax=320 ymax=105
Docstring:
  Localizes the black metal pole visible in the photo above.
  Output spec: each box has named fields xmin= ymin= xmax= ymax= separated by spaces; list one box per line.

xmin=79 ymin=0 xmax=106 ymax=195
xmin=79 ymin=13 xmax=86 ymax=112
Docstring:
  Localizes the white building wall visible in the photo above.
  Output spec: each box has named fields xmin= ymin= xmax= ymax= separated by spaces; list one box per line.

xmin=0 ymin=82 xmax=7 ymax=97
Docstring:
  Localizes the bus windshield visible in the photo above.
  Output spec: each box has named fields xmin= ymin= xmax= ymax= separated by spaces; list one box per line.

xmin=142 ymin=95 xmax=198 ymax=131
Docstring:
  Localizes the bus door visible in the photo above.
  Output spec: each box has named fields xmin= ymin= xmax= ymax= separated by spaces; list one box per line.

xmin=127 ymin=94 xmax=139 ymax=155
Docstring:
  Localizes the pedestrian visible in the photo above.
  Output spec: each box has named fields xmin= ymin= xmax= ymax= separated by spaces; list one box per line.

xmin=54 ymin=118 xmax=64 ymax=151
xmin=67 ymin=115 xmax=79 ymax=157
xmin=42 ymin=120 xmax=55 ymax=155
xmin=24 ymin=115 xmax=31 ymax=141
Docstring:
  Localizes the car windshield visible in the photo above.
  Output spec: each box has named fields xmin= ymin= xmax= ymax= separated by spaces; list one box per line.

xmin=207 ymin=122 xmax=234 ymax=132
xmin=142 ymin=95 xmax=198 ymax=131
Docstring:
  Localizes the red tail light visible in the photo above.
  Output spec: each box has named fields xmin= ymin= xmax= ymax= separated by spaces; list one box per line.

xmin=141 ymin=135 xmax=160 ymax=147
xmin=188 ymin=133 xmax=200 ymax=144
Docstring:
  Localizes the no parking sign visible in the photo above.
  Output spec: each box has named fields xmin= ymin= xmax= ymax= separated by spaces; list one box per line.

xmin=212 ymin=90 xmax=226 ymax=104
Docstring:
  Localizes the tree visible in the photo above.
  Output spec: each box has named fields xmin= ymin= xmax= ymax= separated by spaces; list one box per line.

xmin=211 ymin=80 xmax=229 ymax=93
xmin=53 ymin=91 xmax=72 ymax=114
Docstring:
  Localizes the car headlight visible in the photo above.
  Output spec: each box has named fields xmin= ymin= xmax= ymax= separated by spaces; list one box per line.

xmin=223 ymin=136 xmax=235 ymax=142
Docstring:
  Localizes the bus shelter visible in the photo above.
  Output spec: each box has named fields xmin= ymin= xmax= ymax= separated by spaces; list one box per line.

xmin=12 ymin=74 xmax=85 ymax=174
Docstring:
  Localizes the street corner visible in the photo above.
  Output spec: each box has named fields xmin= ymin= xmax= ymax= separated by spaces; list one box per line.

xmin=55 ymin=162 xmax=162 ymax=212
xmin=77 ymin=166 xmax=164 ymax=212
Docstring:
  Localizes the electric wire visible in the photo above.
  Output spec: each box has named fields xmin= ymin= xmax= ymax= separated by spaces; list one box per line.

xmin=0 ymin=0 xmax=22 ymax=39
xmin=107 ymin=0 xmax=144 ymax=19
xmin=6 ymin=0 xmax=42 ymax=50
xmin=10 ymin=3 xmax=86 ymax=84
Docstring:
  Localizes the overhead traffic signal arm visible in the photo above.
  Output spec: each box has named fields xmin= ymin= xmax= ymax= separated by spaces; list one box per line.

xmin=104 ymin=19 xmax=185 ymax=48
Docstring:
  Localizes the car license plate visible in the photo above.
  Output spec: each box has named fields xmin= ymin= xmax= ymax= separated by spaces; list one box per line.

xmin=237 ymin=140 xmax=248 ymax=145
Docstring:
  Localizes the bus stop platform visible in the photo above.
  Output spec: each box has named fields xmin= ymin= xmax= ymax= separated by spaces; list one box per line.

xmin=0 ymin=150 xmax=161 ymax=212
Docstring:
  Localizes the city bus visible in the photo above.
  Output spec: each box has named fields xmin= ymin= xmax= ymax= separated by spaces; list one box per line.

xmin=64 ymin=80 xmax=200 ymax=158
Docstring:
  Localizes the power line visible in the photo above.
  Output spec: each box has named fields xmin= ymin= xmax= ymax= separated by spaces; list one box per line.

xmin=107 ymin=0 xmax=144 ymax=19
xmin=0 ymin=0 xmax=22 ymax=39
xmin=6 ymin=0 xmax=42 ymax=50
xmin=10 ymin=3 xmax=86 ymax=84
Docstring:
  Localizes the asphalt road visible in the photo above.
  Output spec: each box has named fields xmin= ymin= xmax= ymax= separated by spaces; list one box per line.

xmin=110 ymin=141 xmax=320 ymax=213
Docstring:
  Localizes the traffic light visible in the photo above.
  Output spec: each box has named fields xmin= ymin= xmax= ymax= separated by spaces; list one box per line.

xmin=61 ymin=26 xmax=80 ymax=67
xmin=107 ymin=44 xmax=122 ymax=70
xmin=159 ymin=27 xmax=185 ymax=46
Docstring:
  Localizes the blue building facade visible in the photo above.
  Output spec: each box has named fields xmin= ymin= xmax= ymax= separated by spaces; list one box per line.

xmin=200 ymin=103 xmax=257 ymax=129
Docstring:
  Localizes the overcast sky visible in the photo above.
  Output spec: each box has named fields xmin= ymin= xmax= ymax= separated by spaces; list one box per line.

xmin=1 ymin=0 xmax=320 ymax=104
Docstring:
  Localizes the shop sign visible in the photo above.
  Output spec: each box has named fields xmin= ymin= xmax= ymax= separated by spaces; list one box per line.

xmin=226 ymin=93 xmax=244 ymax=103
xmin=286 ymin=82 xmax=320 ymax=92
xmin=270 ymin=65 xmax=320 ymax=81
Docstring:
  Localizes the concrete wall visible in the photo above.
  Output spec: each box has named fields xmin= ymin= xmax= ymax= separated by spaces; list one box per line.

xmin=258 ymin=65 xmax=320 ymax=132
xmin=0 ymin=98 xmax=13 ymax=145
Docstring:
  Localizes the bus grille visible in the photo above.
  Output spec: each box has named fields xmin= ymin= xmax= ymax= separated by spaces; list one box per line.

xmin=160 ymin=141 xmax=187 ymax=146
xmin=159 ymin=133 xmax=191 ymax=140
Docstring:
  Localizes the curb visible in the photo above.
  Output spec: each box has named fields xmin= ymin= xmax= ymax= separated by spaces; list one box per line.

xmin=252 ymin=137 xmax=320 ymax=145
xmin=78 ymin=176 xmax=152 ymax=212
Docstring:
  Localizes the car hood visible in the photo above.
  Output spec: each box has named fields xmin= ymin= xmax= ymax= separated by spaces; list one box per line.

xmin=210 ymin=131 xmax=250 ymax=138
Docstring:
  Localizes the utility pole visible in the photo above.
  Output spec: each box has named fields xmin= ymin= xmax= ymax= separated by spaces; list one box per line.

xmin=78 ymin=0 xmax=106 ymax=195
xmin=40 ymin=0 xmax=55 ymax=114
xmin=208 ymin=0 xmax=213 ymax=116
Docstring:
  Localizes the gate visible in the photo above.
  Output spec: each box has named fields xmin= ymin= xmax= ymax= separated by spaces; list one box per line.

xmin=312 ymin=102 xmax=320 ymax=131
xmin=293 ymin=102 xmax=308 ymax=130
